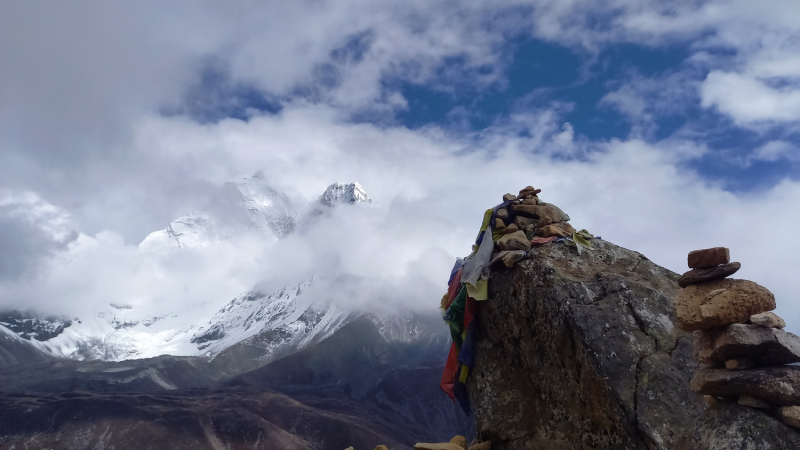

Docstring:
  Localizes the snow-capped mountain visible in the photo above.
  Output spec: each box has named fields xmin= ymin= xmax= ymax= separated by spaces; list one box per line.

xmin=318 ymin=182 xmax=372 ymax=207
xmin=1 ymin=177 xmax=416 ymax=372
xmin=139 ymin=173 xmax=299 ymax=250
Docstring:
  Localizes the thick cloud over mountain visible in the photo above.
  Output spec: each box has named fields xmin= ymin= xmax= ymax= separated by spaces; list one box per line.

xmin=1 ymin=1 xmax=798 ymax=328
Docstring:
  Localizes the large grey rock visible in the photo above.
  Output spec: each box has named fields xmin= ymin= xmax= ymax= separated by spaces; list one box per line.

xmin=690 ymin=366 xmax=800 ymax=405
xmin=694 ymin=323 xmax=800 ymax=366
xmin=684 ymin=400 xmax=800 ymax=449
xmin=468 ymin=240 xmax=703 ymax=450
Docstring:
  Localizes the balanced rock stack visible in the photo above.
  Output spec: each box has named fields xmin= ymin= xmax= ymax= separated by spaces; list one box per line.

xmin=500 ymin=186 xmax=574 ymax=240
xmin=674 ymin=247 xmax=800 ymax=430
xmin=490 ymin=186 xmax=576 ymax=268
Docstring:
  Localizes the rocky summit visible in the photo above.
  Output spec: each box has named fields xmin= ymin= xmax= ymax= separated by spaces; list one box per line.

xmin=467 ymin=228 xmax=704 ymax=449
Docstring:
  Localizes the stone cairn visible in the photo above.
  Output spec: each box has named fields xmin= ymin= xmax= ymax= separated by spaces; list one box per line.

xmin=674 ymin=246 xmax=800 ymax=429
xmin=490 ymin=186 xmax=576 ymax=267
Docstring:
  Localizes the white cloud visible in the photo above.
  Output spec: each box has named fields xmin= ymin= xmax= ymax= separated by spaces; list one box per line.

xmin=3 ymin=106 xmax=799 ymax=333
xmin=752 ymin=140 xmax=800 ymax=163
xmin=2 ymin=0 xmax=800 ymax=343
xmin=701 ymin=71 xmax=800 ymax=125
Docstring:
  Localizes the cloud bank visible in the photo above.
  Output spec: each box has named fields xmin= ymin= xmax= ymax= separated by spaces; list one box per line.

xmin=1 ymin=0 xmax=799 ymax=332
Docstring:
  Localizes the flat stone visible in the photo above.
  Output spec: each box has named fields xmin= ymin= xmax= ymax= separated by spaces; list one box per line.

xmin=688 ymin=247 xmax=730 ymax=269
xmin=511 ymin=204 xmax=540 ymax=219
xmin=675 ymin=278 xmax=775 ymax=331
xmin=751 ymin=312 xmax=786 ymax=329
xmin=468 ymin=443 xmax=491 ymax=450
xmin=678 ymin=262 xmax=741 ymax=288
xmin=694 ymin=323 xmax=800 ymax=365
xmin=511 ymin=203 xmax=568 ymax=223
xmin=449 ymin=436 xmax=467 ymax=449
xmin=518 ymin=186 xmax=541 ymax=197
xmin=495 ymin=231 xmax=531 ymax=251
xmin=779 ymin=406 xmax=800 ymax=429
xmin=494 ymin=218 xmax=506 ymax=229
xmin=739 ymin=394 xmax=772 ymax=409
xmin=505 ymin=224 xmax=519 ymax=233
xmin=725 ymin=358 xmax=755 ymax=370
xmin=375 ymin=446 xmax=389 ymax=450
xmin=520 ymin=198 xmax=538 ymax=205
xmin=535 ymin=224 xmax=568 ymax=238
xmin=690 ymin=366 xmax=800 ymax=405
xmin=513 ymin=216 xmax=536 ymax=229
xmin=502 ymin=193 xmax=517 ymax=201
xmin=414 ymin=444 xmax=464 ymax=450
xmin=551 ymin=221 xmax=576 ymax=236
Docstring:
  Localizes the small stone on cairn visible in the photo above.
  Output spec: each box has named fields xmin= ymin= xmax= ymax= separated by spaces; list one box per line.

xmin=675 ymin=246 xmax=800 ymax=430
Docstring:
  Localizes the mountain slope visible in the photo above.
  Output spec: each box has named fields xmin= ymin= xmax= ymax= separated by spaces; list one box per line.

xmin=0 ymin=385 xmax=438 ymax=450
xmin=228 ymin=315 xmax=449 ymax=398
xmin=0 ymin=324 xmax=52 ymax=368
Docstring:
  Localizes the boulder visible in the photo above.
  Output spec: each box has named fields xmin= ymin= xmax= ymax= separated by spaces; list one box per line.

xmin=505 ymin=224 xmax=518 ymax=233
xmin=495 ymin=231 xmax=531 ymax=252
xmin=414 ymin=444 xmax=464 ymax=450
xmin=751 ymin=312 xmax=786 ymax=329
xmin=678 ymin=262 xmax=740 ymax=288
xmin=684 ymin=400 xmax=800 ymax=449
xmin=687 ymin=247 xmax=730 ymax=269
xmin=738 ymin=394 xmax=771 ymax=409
xmin=675 ymin=278 xmax=775 ymax=331
xmin=450 ymin=436 xmax=467 ymax=449
xmin=502 ymin=194 xmax=517 ymax=202
xmin=468 ymin=239 xmax=703 ymax=450
xmin=494 ymin=218 xmax=506 ymax=229
xmin=520 ymin=198 xmax=539 ymax=205
xmin=690 ymin=366 xmax=800 ymax=405
xmin=694 ymin=323 xmax=800 ymax=366
xmin=779 ymin=406 xmax=800 ymax=429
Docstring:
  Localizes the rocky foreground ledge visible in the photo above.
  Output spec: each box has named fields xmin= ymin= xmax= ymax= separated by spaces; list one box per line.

xmin=468 ymin=237 xmax=704 ymax=450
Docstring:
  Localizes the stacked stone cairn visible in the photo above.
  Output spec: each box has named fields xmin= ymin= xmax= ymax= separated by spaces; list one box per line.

xmin=491 ymin=186 xmax=574 ymax=268
xmin=675 ymin=247 xmax=800 ymax=429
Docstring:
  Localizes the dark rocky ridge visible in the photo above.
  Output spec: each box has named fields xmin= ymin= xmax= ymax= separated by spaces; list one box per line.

xmin=0 ymin=386 xmax=429 ymax=450
xmin=468 ymin=238 xmax=705 ymax=450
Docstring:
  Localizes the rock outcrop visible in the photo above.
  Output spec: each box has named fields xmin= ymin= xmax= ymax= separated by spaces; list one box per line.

xmin=467 ymin=238 xmax=704 ymax=449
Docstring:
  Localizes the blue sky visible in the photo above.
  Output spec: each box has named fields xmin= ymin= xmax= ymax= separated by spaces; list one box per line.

xmin=2 ymin=1 xmax=800 ymax=327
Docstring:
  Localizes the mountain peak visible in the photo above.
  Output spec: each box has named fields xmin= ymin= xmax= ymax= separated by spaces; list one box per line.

xmin=319 ymin=182 xmax=372 ymax=207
